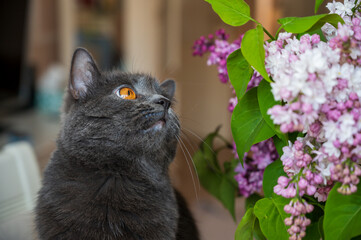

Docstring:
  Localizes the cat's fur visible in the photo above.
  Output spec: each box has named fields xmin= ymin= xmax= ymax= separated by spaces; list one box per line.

xmin=35 ymin=48 xmax=199 ymax=240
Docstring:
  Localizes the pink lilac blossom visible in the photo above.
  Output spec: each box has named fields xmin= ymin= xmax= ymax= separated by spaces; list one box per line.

xmin=193 ymin=30 xmax=276 ymax=197
xmin=284 ymin=199 xmax=314 ymax=240
xmin=267 ymin=2 xmax=361 ymax=239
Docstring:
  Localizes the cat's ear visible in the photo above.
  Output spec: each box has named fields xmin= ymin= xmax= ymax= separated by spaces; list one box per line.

xmin=160 ymin=79 xmax=176 ymax=100
xmin=69 ymin=48 xmax=100 ymax=99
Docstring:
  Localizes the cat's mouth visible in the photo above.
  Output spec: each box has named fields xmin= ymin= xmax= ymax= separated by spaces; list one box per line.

xmin=144 ymin=111 xmax=167 ymax=131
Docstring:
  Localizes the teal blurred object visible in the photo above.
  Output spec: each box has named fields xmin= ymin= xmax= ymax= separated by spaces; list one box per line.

xmin=35 ymin=91 xmax=64 ymax=115
xmin=35 ymin=64 xmax=66 ymax=115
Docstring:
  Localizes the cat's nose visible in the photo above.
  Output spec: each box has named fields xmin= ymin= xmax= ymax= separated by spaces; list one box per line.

xmin=155 ymin=97 xmax=170 ymax=110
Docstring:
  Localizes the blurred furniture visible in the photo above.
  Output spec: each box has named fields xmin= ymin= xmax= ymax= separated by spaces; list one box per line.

xmin=0 ymin=141 xmax=41 ymax=240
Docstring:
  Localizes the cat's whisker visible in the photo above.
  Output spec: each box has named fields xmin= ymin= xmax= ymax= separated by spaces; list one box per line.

xmin=177 ymin=135 xmax=200 ymax=191
xmin=176 ymin=115 xmax=203 ymax=125
xmin=182 ymin=127 xmax=216 ymax=155
xmin=179 ymin=130 xmax=197 ymax=153
xmin=175 ymin=135 xmax=199 ymax=202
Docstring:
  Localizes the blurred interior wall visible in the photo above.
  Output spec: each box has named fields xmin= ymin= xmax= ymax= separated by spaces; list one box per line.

xmin=122 ymin=0 xmax=165 ymax=77
xmin=27 ymin=0 xmax=59 ymax=79
xmin=56 ymin=0 xmax=75 ymax=70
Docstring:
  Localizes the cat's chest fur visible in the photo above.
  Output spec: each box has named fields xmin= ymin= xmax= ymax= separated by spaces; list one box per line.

xmin=38 ymin=151 xmax=179 ymax=240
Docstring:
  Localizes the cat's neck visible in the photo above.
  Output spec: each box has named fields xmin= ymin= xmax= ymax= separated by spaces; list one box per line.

xmin=54 ymin=142 xmax=172 ymax=184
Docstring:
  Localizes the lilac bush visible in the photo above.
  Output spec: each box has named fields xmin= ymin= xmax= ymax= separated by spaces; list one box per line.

xmin=193 ymin=0 xmax=361 ymax=239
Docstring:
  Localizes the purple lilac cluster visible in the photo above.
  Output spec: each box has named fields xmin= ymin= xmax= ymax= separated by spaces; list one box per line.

xmin=266 ymin=1 xmax=361 ymax=239
xmin=193 ymin=29 xmax=241 ymax=83
xmin=234 ymin=139 xmax=278 ymax=197
xmin=193 ymin=30 xmax=276 ymax=197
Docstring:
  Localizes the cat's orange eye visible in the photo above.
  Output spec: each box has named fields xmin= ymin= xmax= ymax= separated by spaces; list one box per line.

xmin=117 ymin=87 xmax=137 ymax=100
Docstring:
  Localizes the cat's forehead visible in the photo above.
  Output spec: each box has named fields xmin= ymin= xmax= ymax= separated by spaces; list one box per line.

xmin=106 ymin=72 xmax=159 ymax=94
xmin=133 ymin=75 xmax=158 ymax=91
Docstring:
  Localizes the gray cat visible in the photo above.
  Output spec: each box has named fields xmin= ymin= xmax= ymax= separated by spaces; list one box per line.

xmin=35 ymin=48 xmax=199 ymax=240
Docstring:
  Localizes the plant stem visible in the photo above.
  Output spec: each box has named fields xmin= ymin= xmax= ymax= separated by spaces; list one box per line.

xmin=217 ymin=134 xmax=233 ymax=148
xmin=215 ymin=145 xmax=230 ymax=153
xmin=275 ymin=25 xmax=283 ymax=39
xmin=352 ymin=0 xmax=361 ymax=14
xmin=250 ymin=17 xmax=276 ymax=40
xmin=263 ymin=27 xmax=276 ymax=40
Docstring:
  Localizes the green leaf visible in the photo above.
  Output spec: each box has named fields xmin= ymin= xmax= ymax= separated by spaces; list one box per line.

xmin=201 ymin=128 xmax=221 ymax=171
xmin=227 ymin=49 xmax=254 ymax=99
xmin=224 ymin=158 xmax=239 ymax=187
xmin=235 ymin=207 xmax=267 ymax=240
xmin=278 ymin=14 xmax=344 ymax=34
xmin=246 ymin=194 xmax=263 ymax=210
xmin=193 ymin=129 xmax=237 ymax=220
xmin=273 ymin=135 xmax=286 ymax=157
xmin=193 ymin=150 xmax=223 ymax=200
xmin=324 ymin=181 xmax=361 ymax=240
xmin=314 ymin=0 xmax=324 ymax=13
xmin=304 ymin=219 xmax=321 ymax=240
xmin=318 ymin=216 xmax=324 ymax=240
xmin=254 ymin=195 xmax=290 ymax=240
xmin=263 ymin=160 xmax=286 ymax=197
xmin=231 ymin=88 xmax=275 ymax=164
xmin=241 ymin=25 xmax=271 ymax=82
xmin=193 ymin=153 xmax=237 ymax=219
xmin=204 ymin=0 xmax=252 ymax=26
xmin=235 ymin=208 xmax=257 ymax=240
xmin=220 ymin=176 xmax=236 ymax=220
xmin=254 ymin=218 xmax=267 ymax=240
xmin=257 ymin=79 xmax=287 ymax=143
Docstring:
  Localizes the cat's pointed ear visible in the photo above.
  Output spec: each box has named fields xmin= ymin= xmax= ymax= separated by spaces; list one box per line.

xmin=69 ymin=48 xmax=100 ymax=99
xmin=160 ymin=79 xmax=176 ymax=100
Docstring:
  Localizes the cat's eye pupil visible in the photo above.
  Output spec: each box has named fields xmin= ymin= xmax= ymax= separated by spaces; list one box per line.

xmin=117 ymin=87 xmax=136 ymax=100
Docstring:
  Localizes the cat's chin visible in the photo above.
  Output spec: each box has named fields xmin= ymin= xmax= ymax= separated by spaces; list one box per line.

xmin=145 ymin=120 xmax=166 ymax=132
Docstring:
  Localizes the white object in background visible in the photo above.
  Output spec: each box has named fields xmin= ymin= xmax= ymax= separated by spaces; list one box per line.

xmin=0 ymin=141 xmax=41 ymax=240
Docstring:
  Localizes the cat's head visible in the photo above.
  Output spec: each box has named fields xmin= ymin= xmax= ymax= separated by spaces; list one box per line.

xmin=60 ymin=48 xmax=180 ymax=167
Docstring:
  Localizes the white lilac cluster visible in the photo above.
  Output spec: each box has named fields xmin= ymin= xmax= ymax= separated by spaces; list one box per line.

xmin=266 ymin=1 xmax=361 ymax=239
xmin=323 ymin=0 xmax=361 ymax=39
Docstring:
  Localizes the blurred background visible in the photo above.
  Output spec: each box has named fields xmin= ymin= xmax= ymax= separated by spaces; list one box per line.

xmin=0 ymin=0 xmax=327 ymax=239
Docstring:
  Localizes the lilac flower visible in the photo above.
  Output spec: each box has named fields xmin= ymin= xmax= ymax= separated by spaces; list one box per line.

xmin=284 ymin=199 xmax=313 ymax=240
xmin=234 ymin=138 xmax=278 ymax=197
xmin=193 ymin=30 xmax=242 ymax=84
xmin=268 ymin=3 xmax=361 ymax=239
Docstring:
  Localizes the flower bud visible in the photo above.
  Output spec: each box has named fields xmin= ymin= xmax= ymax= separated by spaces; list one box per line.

xmin=299 ymin=231 xmax=306 ymax=238
xmin=298 ymin=178 xmax=308 ymax=190
xmin=285 ymin=217 xmax=293 ymax=226
xmin=278 ymin=176 xmax=290 ymax=187
xmin=307 ymin=185 xmax=316 ymax=195
xmin=290 ymin=225 xmax=300 ymax=233
xmin=284 ymin=204 xmax=293 ymax=214
xmin=350 ymin=184 xmax=357 ymax=193
xmin=313 ymin=174 xmax=323 ymax=184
